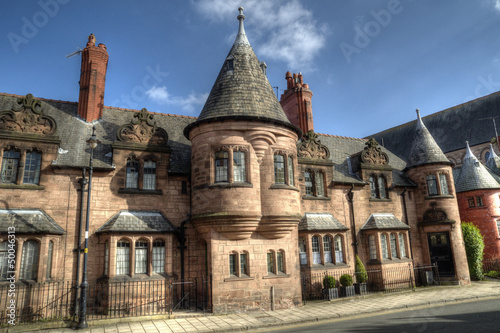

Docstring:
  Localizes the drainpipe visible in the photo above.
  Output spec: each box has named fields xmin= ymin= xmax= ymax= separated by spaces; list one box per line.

xmin=347 ymin=184 xmax=358 ymax=256
xmin=401 ymin=186 xmax=414 ymax=260
xmin=74 ymin=168 xmax=87 ymax=317
xmin=175 ymin=176 xmax=191 ymax=302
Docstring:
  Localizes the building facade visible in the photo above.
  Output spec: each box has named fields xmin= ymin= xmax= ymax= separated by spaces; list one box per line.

xmin=0 ymin=9 xmax=474 ymax=314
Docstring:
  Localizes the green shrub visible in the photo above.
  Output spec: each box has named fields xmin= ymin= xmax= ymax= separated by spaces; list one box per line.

xmin=485 ymin=270 xmax=499 ymax=278
xmin=355 ymin=255 xmax=368 ymax=283
xmin=339 ymin=274 xmax=353 ymax=287
xmin=323 ymin=275 xmax=336 ymax=289
xmin=462 ymin=222 xmax=485 ymax=280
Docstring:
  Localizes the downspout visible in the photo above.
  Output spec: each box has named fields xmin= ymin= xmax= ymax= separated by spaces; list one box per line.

xmin=176 ymin=175 xmax=191 ymax=298
xmin=74 ymin=168 xmax=87 ymax=317
xmin=347 ymin=184 xmax=358 ymax=256
xmin=401 ymin=186 xmax=414 ymax=260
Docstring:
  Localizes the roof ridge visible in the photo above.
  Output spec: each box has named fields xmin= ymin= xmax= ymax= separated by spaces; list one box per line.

xmin=0 ymin=92 xmax=78 ymax=105
xmin=105 ymin=105 xmax=198 ymax=119
xmin=317 ymin=132 xmax=367 ymax=141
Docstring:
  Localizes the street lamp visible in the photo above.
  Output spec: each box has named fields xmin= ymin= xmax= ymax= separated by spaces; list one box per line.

xmin=78 ymin=125 xmax=99 ymax=329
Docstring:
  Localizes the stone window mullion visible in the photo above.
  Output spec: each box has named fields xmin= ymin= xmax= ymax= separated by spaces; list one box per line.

xmin=228 ymin=148 xmax=234 ymax=183
xmin=130 ymin=239 xmax=136 ymax=277
xmin=138 ymin=159 xmax=144 ymax=190
xmin=16 ymin=150 xmax=27 ymax=185
xmin=0 ymin=147 xmax=4 ymax=174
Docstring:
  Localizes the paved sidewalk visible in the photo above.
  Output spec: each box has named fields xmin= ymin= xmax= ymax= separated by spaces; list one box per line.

xmin=9 ymin=279 xmax=500 ymax=333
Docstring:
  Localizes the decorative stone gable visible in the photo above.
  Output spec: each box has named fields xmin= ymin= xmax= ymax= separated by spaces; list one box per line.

xmin=361 ymin=138 xmax=389 ymax=166
xmin=422 ymin=202 xmax=455 ymax=225
xmin=297 ymin=130 xmax=330 ymax=160
xmin=0 ymin=93 xmax=56 ymax=136
xmin=116 ymin=108 xmax=168 ymax=146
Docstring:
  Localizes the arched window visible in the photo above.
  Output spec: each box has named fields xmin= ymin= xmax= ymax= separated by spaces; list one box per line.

xmin=1 ymin=150 xmax=20 ymax=184
xmin=233 ymin=151 xmax=246 ymax=182
xmin=390 ymin=233 xmax=398 ymax=258
xmin=267 ymin=251 xmax=275 ymax=274
xmin=135 ymin=240 xmax=148 ymax=274
xmin=274 ymin=154 xmax=285 ymax=184
xmin=311 ymin=236 xmax=321 ymax=264
xmin=229 ymin=252 xmax=237 ymax=276
xmin=369 ymin=176 xmax=377 ymax=198
xmin=240 ymin=252 xmax=248 ymax=276
xmin=116 ymin=240 xmax=130 ymax=275
xmin=277 ymin=250 xmax=285 ymax=274
xmin=380 ymin=234 xmax=389 ymax=260
xmin=439 ymin=174 xmax=449 ymax=195
xmin=398 ymin=234 xmax=406 ymax=258
xmin=298 ymin=237 xmax=307 ymax=265
xmin=304 ymin=171 xmax=313 ymax=195
xmin=20 ymin=240 xmax=39 ymax=280
xmin=126 ymin=158 xmax=139 ymax=189
xmin=287 ymin=156 xmax=294 ymax=186
xmin=316 ymin=172 xmax=325 ymax=196
xmin=46 ymin=240 xmax=54 ymax=279
xmin=368 ymin=235 xmax=377 ymax=260
xmin=378 ymin=177 xmax=387 ymax=199
xmin=323 ymin=236 xmax=332 ymax=263
xmin=426 ymin=175 xmax=438 ymax=196
xmin=143 ymin=160 xmax=156 ymax=190
xmin=0 ymin=241 xmax=10 ymax=281
xmin=153 ymin=240 xmax=165 ymax=273
xmin=334 ymin=235 xmax=344 ymax=263
xmin=215 ymin=151 xmax=229 ymax=183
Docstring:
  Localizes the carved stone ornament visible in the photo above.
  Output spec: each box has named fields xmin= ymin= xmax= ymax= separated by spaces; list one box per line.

xmin=361 ymin=138 xmax=389 ymax=165
xmin=0 ymin=93 xmax=56 ymax=136
xmin=297 ymin=130 xmax=330 ymax=160
xmin=422 ymin=202 xmax=453 ymax=224
xmin=116 ymin=108 xmax=168 ymax=145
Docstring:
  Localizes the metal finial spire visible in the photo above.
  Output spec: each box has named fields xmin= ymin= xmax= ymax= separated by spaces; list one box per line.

xmin=464 ymin=141 xmax=474 ymax=160
xmin=234 ymin=7 xmax=250 ymax=45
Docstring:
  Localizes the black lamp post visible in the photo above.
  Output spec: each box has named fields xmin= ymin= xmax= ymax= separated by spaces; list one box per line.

xmin=78 ymin=125 xmax=99 ymax=329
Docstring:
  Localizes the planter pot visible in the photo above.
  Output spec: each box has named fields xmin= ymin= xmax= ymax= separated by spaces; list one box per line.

xmin=340 ymin=285 xmax=355 ymax=297
xmin=323 ymin=288 xmax=339 ymax=300
xmin=354 ymin=283 xmax=367 ymax=295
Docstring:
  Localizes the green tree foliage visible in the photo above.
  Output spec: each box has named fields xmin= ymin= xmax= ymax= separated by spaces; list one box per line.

xmin=462 ymin=222 xmax=485 ymax=280
xmin=323 ymin=275 xmax=336 ymax=289
xmin=339 ymin=274 xmax=353 ymax=287
xmin=355 ymin=254 xmax=368 ymax=283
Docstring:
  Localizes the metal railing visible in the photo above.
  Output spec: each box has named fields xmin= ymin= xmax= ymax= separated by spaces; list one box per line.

xmin=483 ymin=258 xmax=500 ymax=273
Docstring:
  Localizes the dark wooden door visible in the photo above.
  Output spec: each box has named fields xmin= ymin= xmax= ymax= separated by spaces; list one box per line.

xmin=428 ymin=232 xmax=455 ymax=276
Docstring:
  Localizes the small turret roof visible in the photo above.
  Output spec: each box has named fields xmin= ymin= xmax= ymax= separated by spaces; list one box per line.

xmin=184 ymin=7 xmax=298 ymax=138
xmin=455 ymin=142 xmax=500 ymax=193
xmin=406 ymin=109 xmax=450 ymax=169
xmin=486 ymin=143 xmax=500 ymax=176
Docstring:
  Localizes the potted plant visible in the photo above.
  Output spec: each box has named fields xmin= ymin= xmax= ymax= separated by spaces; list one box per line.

xmin=354 ymin=255 xmax=368 ymax=295
xmin=322 ymin=275 xmax=338 ymax=300
xmin=339 ymin=273 xmax=355 ymax=297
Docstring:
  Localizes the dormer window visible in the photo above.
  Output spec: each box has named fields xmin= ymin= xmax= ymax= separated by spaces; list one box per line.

xmin=369 ymin=175 xmax=388 ymax=199
xmin=226 ymin=56 xmax=235 ymax=71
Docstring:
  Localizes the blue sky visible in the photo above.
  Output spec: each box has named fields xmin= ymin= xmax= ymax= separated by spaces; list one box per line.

xmin=1 ymin=0 xmax=500 ymax=138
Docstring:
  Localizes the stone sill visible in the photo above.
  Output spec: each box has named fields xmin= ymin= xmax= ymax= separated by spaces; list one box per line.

xmin=369 ymin=198 xmax=391 ymax=202
xmin=105 ymin=273 xmax=171 ymax=282
xmin=308 ymin=263 xmax=350 ymax=270
xmin=0 ymin=184 xmax=45 ymax=190
xmin=302 ymin=195 xmax=330 ymax=201
xmin=263 ymin=273 xmax=290 ymax=279
xmin=224 ymin=275 xmax=254 ymax=282
xmin=467 ymin=206 xmax=487 ymax=209
xmin=270 ymin=184 xmax=300 ymax=192
xmin=118 ymin=188 xmax=163 ymax=195
xmin=209 ymin=182 xmax=253 ymax=189
xmin=425 ymin=194 xmax=454 ymax=200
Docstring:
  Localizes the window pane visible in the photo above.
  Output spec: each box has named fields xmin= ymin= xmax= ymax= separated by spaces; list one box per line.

xmin=378 ymin=177 xmax=386 ymax=199
xmin=368 ymin=235 xmax=377 ymax=260
xmin=104 ymin=241 xmax=109 ymax=275
xmin=126 ymin=159 xmax=139 ymax=188
xmin=334 ymin=235 xmax=344 ymax=263
xmin=305 ymin=171 xmax=313 ymax=195
xmin=46 ymin=241 xmax=53 ymax=279
xmin=0 ymin=242 xmax=9 ymax=281
xmin=143 ymin=160 xmax=156 ymax=190
xmin=135 ymin=240 xmax=148 ymax=274
xmin=267 ymin=252 xmax=275 ymax=274
xmin=23 ymin=152 xmax=41 ymax=184
xmin=476 ymin=196 xmax=483 ymax=207
xmin=381 ymin=234 xmax=388 ymax=259
xmin=426 ymin=175 xmax=438 ymax=196
xmin=240 ymin=253 xmax=247 ymax=276
xmin=215 ymin=151 xmax=228 ymax=182
xmin=116 ymin=240 xmax=130 ymax=275
xmin=468 ymin=197 xmax=475 ymax=207
xmin=312 ymin=236 xmax=321 ymax=264
xmin=1 ymin=150 xmax=20 ymax=184
xmin=439 ymin=174 xmax=449 ymax=195
xmin=287 ymin=157 xmax=294 ymax=186
xmin=298 ymin=237 xmax=307 ymax=265
xmin=153 ymin=240 xmax=165 ymax=273
xmin=229 ymin=254 xmax=236 ymax=276
xmin=20 ymin=240 xmax=39 ymax=280
xmin=316 ymin=172 xmax=325 ymax=196
xmin=323 ymin=236 xmax=332 ymax=263
xmin=274 ymin=155 xmax=285 ymax=184
xmin=277 ymin=251 xmax=284 ymax=273
xmin=399 ymin=234 xmax=406 ymax=258
xmin=233 ymin=151 xmax=246 ymax=182
xmin=497 ymin=220 xmax=500 ymax=236
xmin=369 ymin=176 xmax=377 ymax=198
xmin=390 ymin=234 xmax=398 ymax=258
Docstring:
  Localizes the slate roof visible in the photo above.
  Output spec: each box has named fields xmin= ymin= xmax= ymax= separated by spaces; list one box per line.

xmin=454 ymin=143 xmax=500 ymax=193
xmin=299 ymin=213 xmax=348 ymax=231
xmin=0 ymin=93 xmax=195 ymax=174
xmin=360 ymin=213 xmax=410 ymax=230
xmin=317 ymin=134 xmax=415 ymax=187
xmin=486 ymin=144 xmax=500 ymax=176
xmin=405 ymin=110 xmax=450 ymax=169
xmin=0 ymin=209 xmax=65 ymax=234
xmin=367 ymin=92 xmax=500 ymax=159
xmin=184 ymin=8 xmax=299 ymax=138
xmin=96 ymin=210 xmax=176 ymax=233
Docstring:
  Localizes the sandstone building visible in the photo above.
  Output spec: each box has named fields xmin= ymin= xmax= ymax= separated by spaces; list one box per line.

xmin=0 ymin=8 xmax=479 ymax=314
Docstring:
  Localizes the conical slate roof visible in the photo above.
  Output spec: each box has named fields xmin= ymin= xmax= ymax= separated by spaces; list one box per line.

xmin=406 ymin=109 xmax=450 ymax=169
xmin=486 ymin=143 xmax=500 ymax=176
xmin=184 ymin=7 xmax=298 ymax=138
xmin=455 ymin=142 xmax=500 ymax=193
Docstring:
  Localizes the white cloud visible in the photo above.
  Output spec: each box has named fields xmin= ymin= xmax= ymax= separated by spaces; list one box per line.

xmin=146 ymin=86 xmax=208 ymax=113
xmin=192 ymin=0 xmax=328 ymax=71
xmin=496 ymin=0 xmax=500 ymax=11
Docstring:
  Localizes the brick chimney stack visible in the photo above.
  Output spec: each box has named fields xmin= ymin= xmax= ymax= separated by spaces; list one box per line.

xmin=77 ymin=34 xmax=109 ymax=122
xmin=280 ymin=71 xmax=314 ymax=134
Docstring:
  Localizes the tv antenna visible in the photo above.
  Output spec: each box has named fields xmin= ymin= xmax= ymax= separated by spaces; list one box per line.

xmin=66 ymin=47 xmax=83 ymax=58
xmin=479 ymin=116 xmax=499 ymax=140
